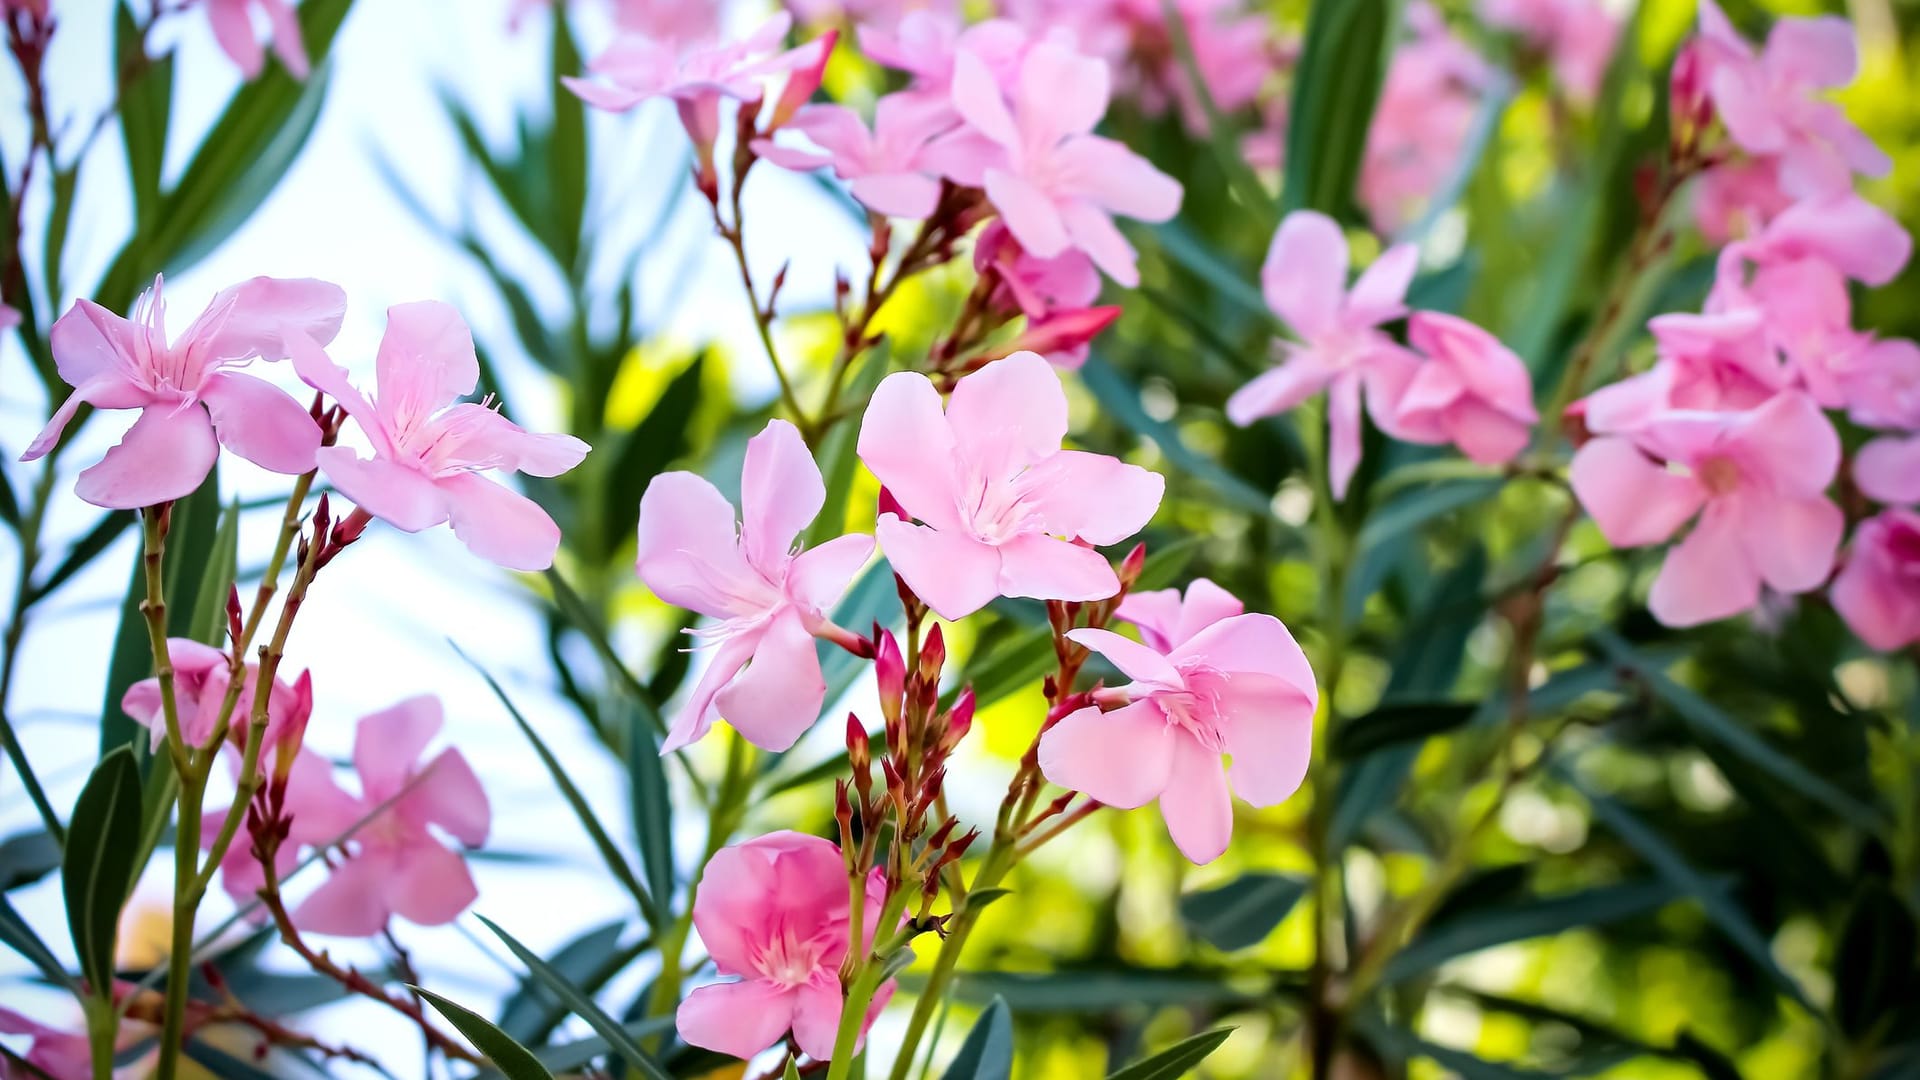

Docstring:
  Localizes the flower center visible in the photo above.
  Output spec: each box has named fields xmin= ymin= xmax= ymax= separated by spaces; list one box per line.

xmin=755 ymin=930 xmax=823 ymax=989
xmin=1697 ymin=456 xmax=1742 ymax=495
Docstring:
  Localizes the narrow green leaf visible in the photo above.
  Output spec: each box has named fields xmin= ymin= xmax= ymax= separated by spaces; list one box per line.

xmin=1082 ymin=352 xmax=1272 ymax=515
xmin=547 ymin=6 xmax=587 ymax=268
xmin=1562 ymin=767 xmax=1815 ymax=1012
xmin=499 ymin=920 xmax=636 ymax=1043
xmin=63 ymin=746 xmax=142 ymax=996
xmin=1332 ymin=701 xmax=1477 ymax=761
xmin=1592 ymin=630 xmax=1881 ymax=831
xmin=1356 ymin=480 xmax=1503 ymax=551
xmin=542 ymin=567 xmax=665 ymax=735
xmin=626 ymin=704 xmax=675 ymax=914
xmin=0 ymin=829 xmax=61 ymax=892
xmin=183 ymin=1040 xmax=300 ymax=1080
xmin=1383 ymin=878 xmax=1687 ymax=984
xmin=0 ymin=469 xmax=19 ymax=531
xmin=414 ymin=986 xmax=555 ymax=1080
xmin=478 ymin=915 xmax=673 ymax=1080
xmin=116 ymin=2 xmax=174 ymax=224
xmin=942 ymin=996 xmax=1014 ymax=1080
xmin=30 ymin=510 xmax=134 ymax=602
xmin=602 ymin=354 xmax=705 ymax=555
xmin=1105 ymin=1028 xmax=1235 ymax=1080
xmin=533 ymin=1017 xmax=675 ymax=1072
xmin=457 ymin=646 xmax=660 ymax=923
xmin=785 ymin=1057 xmax=803 ymax=1080
xmin=951 ymin=970 xmax=1257 ymax=1012
xmin=805 ymin=346 xmax=891 ymax=553
xmin=1178 ymin=873 xmax=1308 ymax=952
xmin=1157 ymin=0 xmax=1271 ymax=219
xmin=1280 ymin=0 xmax=1398 ymax=218
xmin=0 ymin=893 xmax=73 ymax=989
xmin=1143 ymin=222 xmax=1277 ymax=332
xmin=186 ymin=500 xmax=240 ymax=646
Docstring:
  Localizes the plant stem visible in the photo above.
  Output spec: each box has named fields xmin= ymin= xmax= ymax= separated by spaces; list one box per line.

xmin=145 ymin=503 xmax=192 ymax=1080
xmin=825 ymin=889 xmax=915 ymax=1080
xmin=83 ymin=999 xmax=115 ymax=1080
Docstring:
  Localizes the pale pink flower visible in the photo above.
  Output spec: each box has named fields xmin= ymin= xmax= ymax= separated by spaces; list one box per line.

xmin=1115 ymin=577 xmax=1243 ymax=652
xmin=1481 ymin=0 xmax=1620 ymax=102
xmin=21 ymin=275 xmax=342 ymax=509
xmin=637 ymin=420 xmax=873 ymax=753
xmin=1577 ymin=307 xmax=1791 ymax=434
xmin=934 ymin=38 xmax=1182 ymax=286
xmin=205 ymin=748 xmax=360 ymax=914
xmin=1693 ymin=0 xmax=1887 ymax=198
xmin=859 ymin=13 xmax=1033 ymax=120
xmin=206 ymin=0 xmax=310 ymax=80
xmin=856 ymin=352 xmax=1163 ymax=620
xmin=0 ymin=1008 xmax=92 ymax=1080
xmin=612 ymin=0 xmax=723 ymax=41
xmin=1722 ymin=192 xmax=1913 ymax=290
xmin=1371 ymin=311 xmax=1537 ymax=464
xmin=752 ymin=93 xmax=952 ymax=218
xmin=677 ymin=832 xmax=892 ymax=1061
xmin=786 ymin=0 xmax=956 ymax=29
xmin=1827 ymin=337 xmax=1920 ymax=433
xmin=290 ymin=302 xmax=590 ymax=572
xmin=1039 ymin=604 xmax=1317 ymax=864
xmin=974 ymin=220 xmax=1112 ymax=367
xmin=123 ymin=638 xmax=312 ymax=760
xmin=1691 ymin=158 xmax=1793 ymax=245
xmin=1360 ymin=4 xmax=1488 ymax=232
xmin=1856 ymin=435 xmax=1920 ymax=507
xmin=1569 ymin=391 xmax=1843 ymax=627
xmin=1831 ymin=509 xmax=1920 ymax=651
xmin=293 ymin=696 xmax=489 ymax=937
xmin=1224 ymin=210 xmax=1421 ymax=499
xmin=0 ymin=304 xmax=19 ymax=332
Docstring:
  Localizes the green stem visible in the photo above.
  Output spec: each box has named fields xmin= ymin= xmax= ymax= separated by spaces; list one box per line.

xmin=0 ymin=459 xmax=64 ymax=845
xmin=885 ymin=848 xmax=1012 ymax=1080
xmin=83 ymin=998 xmax=116 ymax=1080
xmin=144 ymin=504 xmax=193 ymax=1080
xmin=825 ymin=889 xmax=915 ymax=1080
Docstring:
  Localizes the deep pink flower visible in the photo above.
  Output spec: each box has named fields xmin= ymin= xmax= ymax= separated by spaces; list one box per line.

xmin=0 ymin=1008 xmax=92 ymax=1080
xmin=934 ymin=38 xmax=1182 ymax=286
xmin=753 ymin=93 xmax=953 ymax=218
xmin=1225 ymin=210 xmax=1421 ymax=498
xmin=123 ymin=638 xmax=312 ymax=761
xmin=1693 ymin=0 xmax=1887 ymax=198
xmin=678 ymin=832 xmax=891 ymax=1061
xmin=290 ymin=302 xmax=590 ymax=571
xmin=637 ymin=419 xmax=873 ymax=753
xmin=1578 ymin=307 xmax=1791 ymax=434
xmin=1371 ymin=311 xmax=1537 ymax=465
xmin=1360 ymin=4 xmax=1488 ymax=232
xmin=1831 ymin=510 xmax=1920 ymax=651
xmin=1038 ymin=606 xmax=1317 ymax=864
xmin=206 ymin=0 xmax=309 ymax=80
xmin=1570 ymin=391 xmax=1842 ymax=626
xmin=205 ymin=748 xmax=360 ymax=914
xmin=21 ymin=275 xmax=342 ymax=509
xmin=293 ymin=696 xmax=490 ymax=937
xmin=856 ymin=352 xmax=1163 ymax=620
xmin=1115 ymin=577 xmax=1243 ymax=653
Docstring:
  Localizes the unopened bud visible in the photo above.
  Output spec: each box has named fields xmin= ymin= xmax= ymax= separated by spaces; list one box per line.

xmin=919 ymin=623 xmax=945 ymax=681
xmin=834 ymin=779 xmax=854 ymax=847
xmin=226 ymin=586 xmax=243 ymax=644
xmin=875 ymin=630 xmax=905 ymax=729
xmin=1119 ymin=542 xmax=1147 ymax=588
xmin=942 ymin=689 xmax=975 ymax=749
xmin=767 ymin=30 xmax=835 ymax=131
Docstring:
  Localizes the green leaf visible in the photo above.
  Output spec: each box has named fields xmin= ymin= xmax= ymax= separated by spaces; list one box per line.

xmin=183 ymin=1040 xmax=301 ymax=1080
xmin=1082 ymin=352 xmax=1272 ymax=515
xmin=1280 ymin=0 xmax=1398 ymax=218
xmin=1356 ymin=480 xmax=1504 ymax=551
xmin=951 ymin=970 xmax=1258 ymax=1012
xmin=414 ymin=986 xmax=555 ymax=1080
xmin=1355 ymin=1014 xmax=1556 ymax=1080
xmin=1332 ymin=701 xmax=1477 ymax=761
xmin=1561 ymin=767 xmax=1815 ymax=1012
xmin=942 ymin=996 xmax=1014 ymax=1080
xmin=542 ymin=567 xmax=665 ymax=735
xmin=0 ymin=829 xmax=62 ymax=892
xmin=626 ymin=705 xmax=675 ymax=917
xmin=601 ymin=354 xmax=705 ymax=556
xmin=1143 ymin=221 xmax=1277 ymax=332
xmin=1834 ymin=883 xmax=1916 ymax=1039
xmin=1178 ymin=873 xmax=1308 ymax=952
xmin=478 ymin=915 xmax=673 ymax=1080
xmin=1383 ymin=878 xmax=1688 ymax=984
xmin=534 ymin=1017 xmax=676 ymax=1073
xmin=499 ymin=920 xmax=635 ymax=1043
xmin=63 ymin=746 xmax=142 ymax=997
xmin=186 ymin=500 xmax=240 ymax=646
xmin=817 ymin=560 xmax=903 ymax=707
xmin=1157 ymin=0 xmax=1272 ymax=220
xmin=785 ymin=1058 xmax=803 ymax=1080
xmin=546 ymin=6 xmax=587 ymax=269
xmin=1105 ymin=1028 xmax=1235 ymax=1080
xmin=805 ymin=347 xmax=892 ymax=553
xmin=0 ymin=893 xmax=73 ymax=989
xmin=116 ymin=2 xmax=174 ymax=225
xmin=1591 ymin=630 xmax=1882 ymax=832
xmin=458 ymin=646 xmax=660 ymax=923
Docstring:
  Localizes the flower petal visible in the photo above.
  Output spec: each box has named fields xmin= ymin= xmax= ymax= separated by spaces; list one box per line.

xmin=315 ymin=446 xmax=449 ymax=533
xmin=1225 ymin=355 xmax=1334 ymax=426
xmin=1157 ymin=733 xmax=1233 ymax=864
xmin=1038 ymin=702 xmax=1175 ymax=808
xmin=1064 ymin=627 xmax=1180 ymax=686
xmin=858 ymin=372 xmax=964 ymax=530
xmin=295 ymin=851 xmax=394 ymax=937
xmin=374 ymin=302 xmax=480 ymax=432
xmin=1173 ymin=613 xmax=1317 ymax=701
xmin=353 ymin=694 xmax=445 ymax=800
xmin=741 ymin=419 xmax=825 ymax=574
xmin=199 ymin=371 xmax=322 ymax=474
xmin=874 ymin=514 xmax=1002 ymax=621
xmin=1215 ymin=673 xmax=1315 ymax=807
xmin=1739 ymin=493 xmax=1842 ymax=594
xmin=441 ymin=472 xmax=564 ymax=571
xmin=986 ymin=169 xmax=1071 ymax=258
xmin=75 ymin=406 xmax=219 ymax=510
xmin=1014 ymin=450 xmax=1163 ymax=546
xmin=1262 ymin=210 xmax=1349 ymax=339
xmin=787 ymin=533 xmax=875 ymax=615
xmin=384 ymin=840 xmax=479 ymax=927
xmin=714 ymin=608 xmax=826 ymax=752
xmin=1648 ymin=502 xmax=1760 ymax=626
xmin=1569 ymin=436 xmax=1706 ymax=547
xmin=995 ymin=533 xmax=1121 ymax=604
xmin=677 ymin=981 xmax=798 ymax=1062
xmin=945 ymin=351 xmax=1069 ymax=482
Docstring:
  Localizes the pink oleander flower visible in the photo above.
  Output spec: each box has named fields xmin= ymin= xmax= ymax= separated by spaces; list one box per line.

xmin=857 ymin=351 xmax=1164 ymax=620
xmin=1831 ymin=509 xmax=1920 ymax=651
xmin=973 ymin=221 xmax=1113 ymax=368
xmin=123 ymin=638 xmax=312 ymax=760
xmin=637 ymin=419 xmax=874 ymax=753
xmin=1691 ymin=158 xmax=1793 ymax=245
xmin=752 ymin=93 xmax=953 ymax=218
xmin=1371 ymin=311 xmax=1537 ymax=465
xmin=21 ymin=275 xmax=342 ymax=509
xmin=0 ymin=1008 xmax=91 ymax=1080
xmin=292 ymin=695 xmax=490 ymax=937
xmin=1115 ymin=577 xmax=1243 ymax=652
xmin=206 ymin=0 xmax=310 ymax=80
xmin=786 ymin=0 xmax=957 ymax=29
xmin=1224 ymin=209 xmax=1421 ymax=499
xmin=205 ymin=748 xmax=360 ymax=914
xmin=934 ymin=38 xmax=1182 ymax=287
xmin=1569 ymin=391 xmax=1843 ymax=627
xmin=0 ymin=303 xmax=19 ymax=332
xmin=677 ymin=832 xmax=892 ymax=1062
xmin=1481 ymin=0 xmax=1620 ymax=102
xmin=1835 ymin=338 xmax=1920 ymax=506
xmin=289 ymin=302 xmax=590 ymax=571
xmin=858 ymin=13 xmax=1033 ymax=120
xmin=1038 ymin=601 xmax=1317 ymax=864
xmin=1857 ymin=434 xmax=1920 ymax=507
xmin=1693 ymin=0 xmax=1888 ymax=198
xmin=1360 ymin=3 xmax=1488 ymax=232
xmin=1723 ymin=192 xmax=1913 ymax=290
xmin=1577 ymin=307 xmax=1791 ymax=434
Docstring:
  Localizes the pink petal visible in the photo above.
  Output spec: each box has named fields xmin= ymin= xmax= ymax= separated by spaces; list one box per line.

xmin=1444 ymin=399 xmax=1534 ymax=464
xmin=1327 ymin=371 xmax=1364 ymax=500
xmin=949 ymin=48 xmax=1019 ymax=148
xmin=1174 ymin=613 xmax=1317 ymax=699
xmin=1114 ymin=587 xmax=1185 ymax=652
xmin=1058 ymin=198 xmax=1142 ymax=287
xmin=1856 ymin=435 xmax=1920 ymax=505
xmin=1064 ymin=628 xmax=1181 ymax=687
xmin=1569 ymin=436 xmax=1706 ymax=547
xmin=874 ymin=515 xmax=1002 ymax=621
xmin=713 ymin=608 xmax=826 ymax=752
xmin=288 ymin=331 xmax=390 ymax=455
xmin=199 ymin=372 xmax=322 ymax=475
xmin=384 ymin=840 xmax=479 ymax=927
xmin=1225 ymin=356 xmax=1335 ymax=425
xmin=314 ymin=446 xmax=449 ymax=533
xmin=995 ymin=533 xmax=1121 ymax=603
xmin=1214 ymin=673 xmax=1315 ymax=807
xmin=849 ymin=173 xmax=943 ymax=218
xmin=663 ymin=633 xmax=757 ymax=753
xmin=1648 ymin=502 xmax=1760 ymax=626
xmin=1763 ymin=16 xmax=1857 ymax=89
xmin=1157 ymin=733 xmax=1233 ymax=864
xmin=21 ymin=374 xmax=150 ymax=461
xmin=1346 ymin=243 xmax=1419 ymax=328
xmin=945 ymin=351 xmax=1070 ymax=482
xmin=740 ymin=419 xmax=825 ymax=574
xmin=1262 ymin=211 xmax=1349 ymax=340
xmin=792 ymin=980 xmax=856 ymax=1062
xmin=1709 ymin=63 xmax=1787 ymax=155
xmin=1038 ymin=702 xmax=1176 ymax=809
xmin=408 ymin=748 xmax=490 ymax=847
xmin=353 ymin=694 xmax=445 ymax=799
xmin=206 ymin=0 xmax=266 ymax=78
xmin=677 ymin=981 xmax=798 ymax=1061
xmin=1760 ymin=194 xmax=1912 ymax=287
xmin=191 ymin=277 xmax=345 ymax=363
xmin=857 ymin=372 xmax=964 ymax=530
xmin=1014 ymin=450 xmax=1163 ymax=546
xmin=986 ymin=169 xmax=1071 ymax=259
xmin=374 ymin=302 xmax=480 ymax=432
xmin=75 ymin=406 xmax=220 ymax=510
xmin=1055 ymin=136 xmax=1183 ymax=222
xmin=1738 ymin=493 xmax=1841 ymax=594
xmin=1724 ymin=391 xmax=1840 ymax=497
xmin=440 ymin=472 xmax=564 ymax=571
xmin=295 ymin=852 xmax=395 ymax=937
xmin=262 ymin=0 xmax=309 ymax=79
xmin=426 ymin=404 xmax=590 ymax=478
xmin=47 ymin=298 xmax=141 ymax=392
xmin=786 ymin=533 xmax=875 ymax=615
xmin=1831 ymin=511 xmax=1920 ymax=651
xmin=636 ymin=471 xmax=760 ymax=618
xmin=1018 ymin=41 xmax=1109 ymax=145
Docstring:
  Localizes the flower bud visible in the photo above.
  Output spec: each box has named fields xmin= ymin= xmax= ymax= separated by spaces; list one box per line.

xmin=1119 ymin=542 xmax=1148 ymax=589
xmin=765 ymin=30 xmax=836 ymax=132
xmin=1669 ymin=40 xmax=1714 ymax=150
xmin=942 ymin=688 xmax=975 ymax=750
xmin=875 ymin=630 xmax=905 ymax=728
xmin=918 ymin=623 xmax=945 ymax=682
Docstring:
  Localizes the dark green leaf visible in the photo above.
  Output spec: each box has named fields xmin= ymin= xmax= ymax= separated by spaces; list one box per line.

xmin=534 ymin=1017 xmax=675 ymax=1073
xmin=1356 ymin=480 xmax=1503 ymax=551
xmin=1834 ymin=882 xmax=1918 ymax=1040
xmin=31 ymin=510 xmax=134 ymax=602
xmin=414 ymin=986 xmax=556 ymax=1080
xmin=1082 ymin=352 xmax=1272 ymax=515
xmin=1332 ymin=701 xmax=1477 ymax=760
xmin=1280 ymin=0 xmax=1397 ymax=218
xmin=116 ymin=3 xmax=174 ymax=224
xmin=1105 ymin=1028 xmax=1235 ymax=1080
xmin=0 ymin=467 xmax=18 ymax=531
xmin=0 ymin=893 xmax=73 ymax=989
xmin=1384 ymin=878 xmax=1687 ymax=984
xmin=546 ymin=6 xmax=587 ymax=269
xmin=601 ymin=355 xmax=704 ymax=556
xmin=186 ymin=500 xmax=240 ymax=646
xmin=0 ymin=829 xmax=62 ymax=892
xmin=183 ymin=1040 xmax=297 ymax=1080
xmin=1178 ymin=873 xmax=1308 ymax=952
xmin=478 ymin=915 xmax=672 ymax=1080
xmin=63 ymin=746 xmax=142 ymax=996
xmin=951 ymin=970 xmax=1258 ymax=1012
xmin=942 ymin=996 xmax=1014 ymax=1080
xmin=499 ymin=920 xmax=630 ymax=1042
xmin=626 ymin=708 xmax=675 ymax=917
